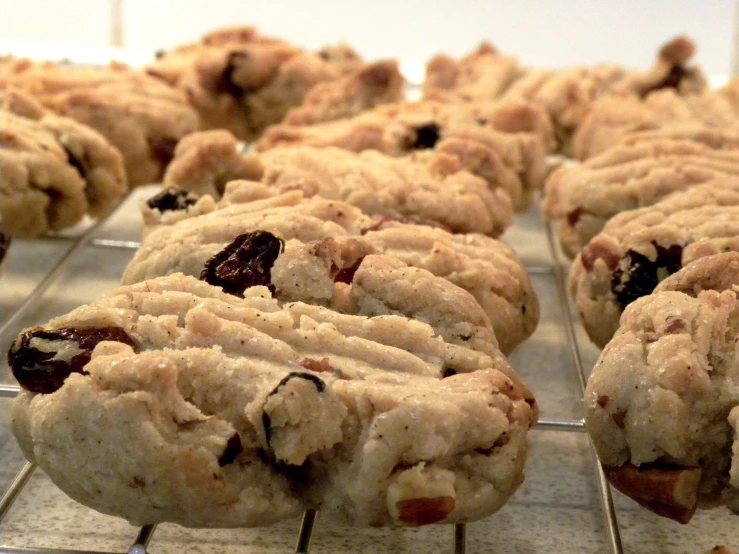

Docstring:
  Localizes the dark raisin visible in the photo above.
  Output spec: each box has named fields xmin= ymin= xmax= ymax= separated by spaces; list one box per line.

xmin=566 ymin=207 xmax=584 ymax=227
xmin=611 ymin=243 xmax=683 ymax=309
xmin=154 ymin=49 xmax=166 ymax=59
xmin=332 ymin=259 xmax=364 ymax=284
xmin=219 ymin=51 xmax=249 ymax=96
xmin=408 ymin=123 xmax=441 ymax=150
xmin=262 ymin=372 xmax=326 ymax=445
xmin=442 ymin=367 xmax=457 ymax=378
xmin=0 ymin=232 xmax=9 ymax=262
xmin=145 ymin=187 xmax=200 ymax=213
xmin=475 ymin=117 xmax=489 ymax=126
xmin=7 ymin=326 xmax=136 ymax=394
xmin=641 ymin=65 xmax=688 ymax=97
xmin=63 ymin=146 xmax=87 ymax=180
xmin=200 ymin=231 xmax=284 ymax=296
xmin=218 ymin=433 xmax=243 ymax=466
xmin=147 ymin=136 xmax=179 ymax=167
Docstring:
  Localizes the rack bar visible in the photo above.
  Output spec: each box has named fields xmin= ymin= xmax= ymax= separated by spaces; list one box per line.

xmin=536 ymin=418 xmax=586 ymax=432
xmin=0 ymin=546 xmax=112 ymax=554
xmin=126 ymin=525 xmax=157 ymax=554
xmin=0 ymin=383 xmax=20 ymax=398
xmin=294 ymin=509 xmax=317 ymax=554
xmin=89 ymin=239 xmax=141 ymax=250
xmin=0 ymin=195 xmax=131 ymax=351
xmin=0 ymin=463 xmax=36 ymax=522
xmin=453 ymin=523 xmax=466 ymax=554
xmin=544 ymin=222 xmax=623 ymax=554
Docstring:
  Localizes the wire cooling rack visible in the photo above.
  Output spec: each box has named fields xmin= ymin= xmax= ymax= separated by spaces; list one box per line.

xmin=0 ymin=186 xmax=736 ymax=554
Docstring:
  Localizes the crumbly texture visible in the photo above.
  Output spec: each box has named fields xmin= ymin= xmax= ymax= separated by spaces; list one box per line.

xmin=126 ymin=184 xmax=538 ymax=354
xmin=9 ymin=273 xmax=536 ymax=528
xmin=282 ymin=59 xmax=405 ymax=126
xmin=0 ymin=92 xmax=127 ymax=238
xmin=542 ymin=139 xmax=739 ymax=258
xmin=584 ymin=254 xmax=739 ymax=522
xmin=145 ymin=26 xmax=373 ymax=142
xmin=424 ymin=36 xmax=706 ymax=155
xmin=0 ymin=57 xmax=199 ymax=187
xmin=164 ymin=130 xmax=514 ymax=235
xmin=569 ymin=180 xmax=739 ymax=348
xmin=572 ymin=81 xmax=739 ymax=160
xmin=257 ymin=99 xmax=553 ymax=211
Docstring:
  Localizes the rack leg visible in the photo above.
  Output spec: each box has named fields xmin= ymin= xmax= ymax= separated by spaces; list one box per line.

xmin=295 ymin=509 xmax=317 ymax=554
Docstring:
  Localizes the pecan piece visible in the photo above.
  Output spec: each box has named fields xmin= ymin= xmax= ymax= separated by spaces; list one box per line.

xmin=396 ymin=496 xmax=456 ymax=526
xmin=603 ymin=462 xmax=701 ymax=524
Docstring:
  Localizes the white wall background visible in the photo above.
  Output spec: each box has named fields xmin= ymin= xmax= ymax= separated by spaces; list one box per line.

xmin=0 ymin=1 xmax=736 ymax=78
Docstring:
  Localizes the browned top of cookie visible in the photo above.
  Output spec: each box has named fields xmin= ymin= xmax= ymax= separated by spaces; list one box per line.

xmin=0 ymin=57 xmax=200 ymax=186
xmin=0 ymin=91 xmax=127 ymax=237
xmin=423 ymin=36 xmax=706 ymax=155
xmin=145 ymin=27 xmax=368 ymax=142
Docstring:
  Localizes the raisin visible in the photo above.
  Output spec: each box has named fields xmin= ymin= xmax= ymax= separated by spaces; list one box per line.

xmin=7 ymin=326 xmax=136 ymax=394
xmin=200 ymin=231 xmax=284 ymax=297
xmin=262 ymin=372 xmax=326 ymax=446
xmin=611 ymin=243 xmax=683 ymax=309
xmin=332 ymin=259 xmax=364 ymax=284
xmin=219 ymin=51 xmax=249 ymax=96
xmin=566 ymin=207 xmax=584 ymax=227
xmin=408 ymin=123 xmax=441 ymax=150
xmin=0 ymin=232 xmax=9 ymax=262
xmin=145 ymin=187 xmax=199 ymax=213
xmin=154 ymin=49 xmax=166 ymax=59
xmin=641 ymin=65 xmax=688 ymax=97
xmin=63 ymin=146 xmax=87 ymax=181
xmin=218 ymin=433 xmax=243 ymax=466
xmin=442 ymin=367 xmax=457 ymax=378
xmin=147 ymin=136 xmax=179 ymax=167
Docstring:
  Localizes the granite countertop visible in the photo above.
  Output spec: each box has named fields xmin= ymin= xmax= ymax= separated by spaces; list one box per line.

xmin=0 ymin=187 xmax=736 ymax=554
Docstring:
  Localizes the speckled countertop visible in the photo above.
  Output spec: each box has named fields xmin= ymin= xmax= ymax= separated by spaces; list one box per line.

xmin=0 ymin=187 xmax=737 ymax=554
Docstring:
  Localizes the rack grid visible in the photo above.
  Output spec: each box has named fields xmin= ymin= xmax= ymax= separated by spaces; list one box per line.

xmin=0 ymin=186 xmax=736 ymax=554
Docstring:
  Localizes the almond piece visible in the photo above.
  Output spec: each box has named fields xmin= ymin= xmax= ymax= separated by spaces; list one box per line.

xmin=604 ymin=463 xmax=701 ymax=524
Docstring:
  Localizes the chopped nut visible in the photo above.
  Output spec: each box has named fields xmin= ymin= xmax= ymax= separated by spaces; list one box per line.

xmin=604 ymin=463 xmax=701 ymax=524
xmin=396 ymin=496 xmax=456 ymax=526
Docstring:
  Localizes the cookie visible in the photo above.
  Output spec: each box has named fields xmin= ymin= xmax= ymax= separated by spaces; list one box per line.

xmin=126 ymin=184 xmax=539 ymax=354
xmin=424 ymin=36 xmax=706 ymax=155
xmin=164 ymin=130 xmax=515 ymax=235
xmin=542 ymin=139 xmax=739 ymax=258
xmin=145 ymin=26 xmax=370 ymax=142
xmin=281 ymin=59 xmax=405 ymax=126
xmin=569 ymin=180 xmax=739 ymax=347
xmin=258 ymin=96 xmax=551 ymax=212
xmin=573 ymin=83 xmax=739 ymax=160
xmin=583 ymin=252 xmax=739 ymax=523
xmin=0 ymin=57 xmax=200 ymax=186
xmin=0 ymin=91 xmax=127 ymax=238
xmin=9 ymin=272 xmax=536 ymax=527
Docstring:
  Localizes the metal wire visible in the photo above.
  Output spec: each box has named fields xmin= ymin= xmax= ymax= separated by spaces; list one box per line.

xmin=543 ymin=221 xmax=623 ymax=554
xmin=0 ymin=463 xmax=36 ymax=522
